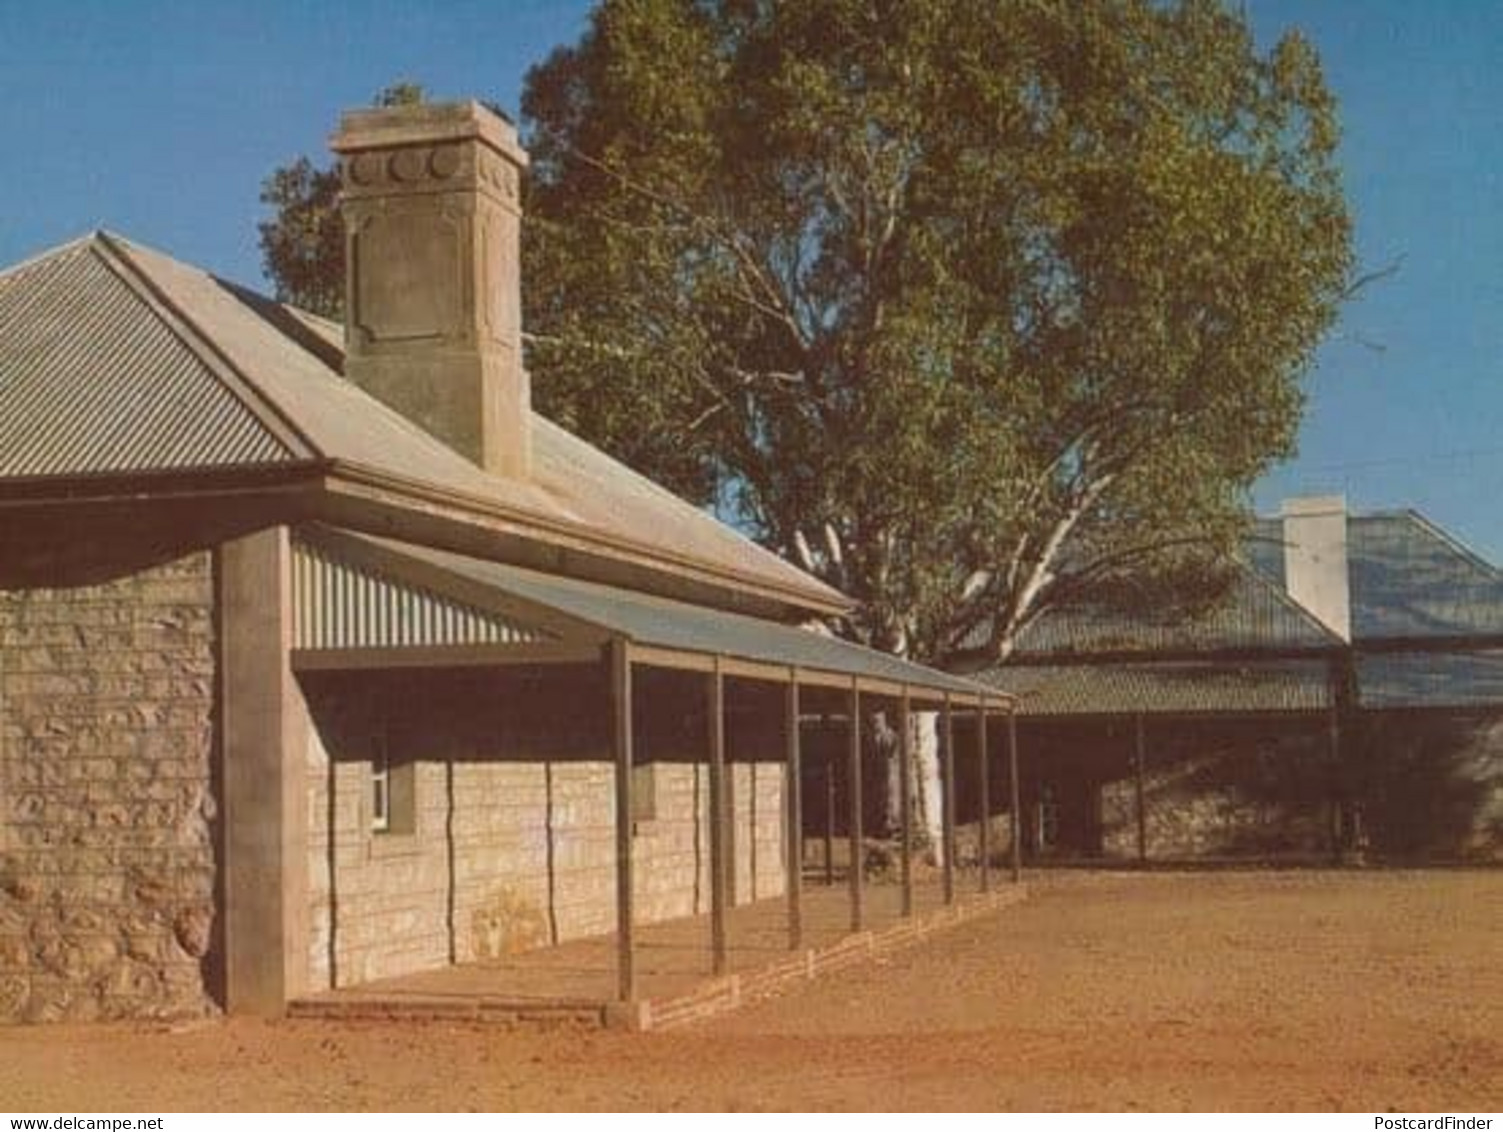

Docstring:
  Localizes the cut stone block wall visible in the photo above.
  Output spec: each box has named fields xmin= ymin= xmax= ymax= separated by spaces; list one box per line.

xmin=0 ymin=553 xmax=217 ymax=1022
xmin=304 ymin=667 xmax=787 ymax=989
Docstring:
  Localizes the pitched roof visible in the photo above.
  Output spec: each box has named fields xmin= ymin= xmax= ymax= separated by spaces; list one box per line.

xmin=1357 ymin=650 xmax=1503 ymax=709
xmin=993 ymin=509 xmax=1503 ymax=715
xmin=1004 ymin=563 xmax=1339 ymax=658
xmin=985 ymin=659 xmax=1330 ymax=716
xmin=0 ymin=232 xmax=845 ymax=615
xmin=1249 ymin=512 xmax=1503 ymax=640
xmin=0 ymin=237 xmax=301 ymax=474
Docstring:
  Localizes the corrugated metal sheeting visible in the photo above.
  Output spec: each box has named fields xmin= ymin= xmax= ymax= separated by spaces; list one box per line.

xmin=0 ymin=238 xmax=294 ymax=476
xmin=309 ymin=529 xmax=991 ymax=698
xmin=991 ymin=566 xmax=1337 ymax=657
xmin=0 ymin=232 xmax=842 ymax=613
xmin=107 ymin=234 xmax=844 ymax=611
xmin=1358 ymin=651 xmax=1503 ymax=710
xmin=292 ymin=536 xmax=556 ymax=651
xmin=1250 ymin=512 xmax=1503 ymax=640
xmin=987 ymin=660 xmax=1331 ymax=717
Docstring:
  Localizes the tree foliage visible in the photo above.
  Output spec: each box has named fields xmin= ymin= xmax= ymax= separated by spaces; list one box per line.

xmin=257 ymin=4 xmax=1352 ymax=665
xmin=256 ymin=82 xmax=425 ymax=318
xmin=522 ymin=0 xmax=1351 ymax=662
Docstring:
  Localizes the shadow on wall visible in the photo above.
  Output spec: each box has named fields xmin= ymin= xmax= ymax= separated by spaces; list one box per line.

xmin=1018 ymin=711 xmax=1503 ymax=864
xmin=1361 ymin=711 xmax=1503 ymax=861
xmin=298 ymin=664 xmax=790 ymax=990
xmin=1106 ymin=727 xmax=1332 ymax=861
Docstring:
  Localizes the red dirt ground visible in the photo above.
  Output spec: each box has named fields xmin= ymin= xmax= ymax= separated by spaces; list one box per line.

xmin=2 ymin=870 xmax=1499 ymax=1112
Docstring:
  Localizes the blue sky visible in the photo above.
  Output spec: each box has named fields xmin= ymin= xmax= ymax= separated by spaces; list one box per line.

xmin=1 ymin=1 xmax=1499 ymax=557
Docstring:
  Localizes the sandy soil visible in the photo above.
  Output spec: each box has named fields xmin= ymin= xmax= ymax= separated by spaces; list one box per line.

xmin=2 ymin=870 xmax=1498 ymax=1112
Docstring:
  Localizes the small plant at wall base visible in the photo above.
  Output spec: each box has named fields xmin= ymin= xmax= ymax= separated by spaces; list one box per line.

xmin=258 ymin=1 xmax=1353 ymax=842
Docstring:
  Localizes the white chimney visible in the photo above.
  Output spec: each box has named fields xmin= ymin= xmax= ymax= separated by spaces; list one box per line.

xmin=330 ymin=101 xmax=530 ymax=478
xmin=1281 ymin=495 xmax=1350 ymax=642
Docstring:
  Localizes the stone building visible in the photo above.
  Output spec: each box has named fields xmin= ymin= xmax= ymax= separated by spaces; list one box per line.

xmin=0 ymin=101 xmax=1002 ymax=1023
xmin=984 ymin=497 xmax=1503 ymax=863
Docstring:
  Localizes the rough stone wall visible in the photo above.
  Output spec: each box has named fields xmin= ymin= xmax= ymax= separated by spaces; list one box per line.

xmin=951 ymin=814 xmax=1018 ymax=868
xmin=0 ymin=553 xmax=217 ymax=1022
xmin=1098 ymin=748 xmax=1330 ymax=860
xmin=304 ymin=668 xmax=786 ymax=990
xmin=1014 ymin=710 xmax=1503 ymax=863
xmin=1016 ymin=717 xmax=1332 ymax=862
xmin=1361 ymin=710 xmax=1503 ymax=861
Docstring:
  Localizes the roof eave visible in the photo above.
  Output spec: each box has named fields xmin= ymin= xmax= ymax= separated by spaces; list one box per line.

xmin=318 ymin=459 xmax=855 ymax=621
xmin=0 ymin=461 xmax=329 ymax=504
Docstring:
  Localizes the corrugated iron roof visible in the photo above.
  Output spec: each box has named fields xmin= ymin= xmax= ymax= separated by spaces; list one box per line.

xmin=1001 ymin=563 xmax=1338 ymax=658
xmin=1358 ymin=650 xmax=1503 ymax=709
xmin=309 ymin=527 xmax=993 ymax=699
xmin=986 ymin=660 xmax=1331 ymax=717
xmin=991 ymin=510 xmax=1503 ymax=716
xmin=0 ymin=232 xmax=842 ymax=615
xmin=0 ymin=237 xmax=297 ymax=475
xmin=292 ymin=535 xmax=557 ymax=650
xmin=1250 ymin=512 xmax=1503 ymax=640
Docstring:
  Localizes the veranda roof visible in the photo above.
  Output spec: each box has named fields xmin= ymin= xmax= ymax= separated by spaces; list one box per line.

xmin=292 ymin=526 xmax=1001 ymax=708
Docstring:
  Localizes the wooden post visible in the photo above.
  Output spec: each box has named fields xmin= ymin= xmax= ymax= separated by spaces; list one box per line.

xmin=609 ymin=639 xmax=635 ymax=1002
xmin=708 ymin=659 xmax=728 ymax=975
xmin=848 ymin=679 xmax=864 ymax=932
xmin=1327 ymin=697 xmax=1344 ymax=861
xmin=941 ymin=694 xmax=956 ymax=905
xmin=1327 ymin=654 xmax=1353 ymax=862
xmin=785 ymin=672 xmax=803 ymax=950
xmin=978 ymin=699 xmax=991 ymax=893
xmin=823 ymin=725 xmax=836 ymax=886
xmin=898 ymin=687 xmax=913 ymax=917
xmin=1008 ymin=708 xmax=1022 ymax=884
xmin=1134 ymin=712 xmax=1148 ymax=866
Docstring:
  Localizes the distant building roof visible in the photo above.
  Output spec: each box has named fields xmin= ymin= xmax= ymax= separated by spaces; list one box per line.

xmin=1002 ymin=564 xmax=1340 ymax=658
xmin=0 ymin=232 xmax=846 ymax=617
xmin=993 ymin=510 xmax=1503 ymax=716
xmin=1357 ymin=651 xmax=1503 ymax=710
xmin=984 ymin=659 xmax=1330 ymax=717
xmin=1249 ymin=511 xmax=1503 ymax=641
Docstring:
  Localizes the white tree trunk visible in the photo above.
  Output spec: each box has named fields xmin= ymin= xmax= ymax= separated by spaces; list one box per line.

xmin=876 ymin=709 xmax=945 ymax=860
xmin=910 ymin=710 xmax=944 ymax=863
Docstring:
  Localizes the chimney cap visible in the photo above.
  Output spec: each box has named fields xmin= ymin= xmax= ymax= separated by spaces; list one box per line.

xmin=330 ymin=99 xmax=528 ymax=168
xmin=1280 ymin=494 xmax=1347 ymax=518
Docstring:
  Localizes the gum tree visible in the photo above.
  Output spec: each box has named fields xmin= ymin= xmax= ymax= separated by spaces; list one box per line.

xmin=259 ymin=2 xmax=1353 ymax=845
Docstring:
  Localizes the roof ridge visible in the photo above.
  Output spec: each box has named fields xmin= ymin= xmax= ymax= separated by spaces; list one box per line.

xmin=1236 ymin=552 xmax=1347 ymax=645
xmin=93 ymin=232 xmax=321 ymax=463
xmin=0 ymin=230 xmax=102 ymax=286
xmin=1395 ymin=508 xmax=1502 ymax=582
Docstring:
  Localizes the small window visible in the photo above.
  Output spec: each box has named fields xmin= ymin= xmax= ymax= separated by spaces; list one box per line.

xmin=370 ymin=734 xmax=416 ymax=836
xmin=632 ymin=762 xmax=657 ymax=823
xmin=371 ymin=734 xmax=391 ymax=833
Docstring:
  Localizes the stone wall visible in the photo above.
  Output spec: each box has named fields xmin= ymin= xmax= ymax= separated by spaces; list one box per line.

xmin=1098 ymin=745 xmax=1330 ymax=860
xmin=1015 ymin=711 xmax=1503 ymax=863
xmin=304 ymin=667 xmax=786 ymax=990
xmin=0 ymin=553 xmax=217 ymax=1022
xmin=1017 ymin=716 xmax=1332 ymax=862
xmin=1360 ymin=710 xmax=1503 ymax=861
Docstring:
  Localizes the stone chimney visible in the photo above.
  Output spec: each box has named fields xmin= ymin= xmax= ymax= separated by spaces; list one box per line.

xmin=331 ymin=101 xmax=530 ymax=478
xmin=1281 ymin=495 xmax=1350 ymax=642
